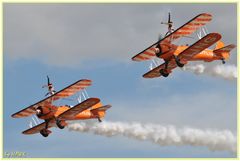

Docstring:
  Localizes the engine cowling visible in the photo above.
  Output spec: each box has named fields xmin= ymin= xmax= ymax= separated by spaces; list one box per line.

xmin=36 ymin=106 xmax=55 ymax=120
xmin=155 ymin=44 xmax=172 ymax=57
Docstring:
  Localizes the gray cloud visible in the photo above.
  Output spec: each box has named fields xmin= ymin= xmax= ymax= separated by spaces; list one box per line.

xmin=4 ymin=3 xmax=237 ymax=67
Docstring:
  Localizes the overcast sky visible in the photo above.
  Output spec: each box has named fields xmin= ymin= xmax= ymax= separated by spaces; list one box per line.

xmin=4 ymin=3 xmax=237 ymax=158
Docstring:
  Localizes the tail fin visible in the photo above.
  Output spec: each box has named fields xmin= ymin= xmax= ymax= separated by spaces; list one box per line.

xmin=214 ymin=41 xmax=225 ymax=50
xmin=91 ymin=102 xmax=103 ymax=110
xmin=213 ymin=44 xmax=236 ymax=60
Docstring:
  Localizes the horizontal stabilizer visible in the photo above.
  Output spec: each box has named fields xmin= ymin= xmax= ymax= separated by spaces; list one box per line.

xmin=90 ymin=105 xmax=111 ymax=113
xmin=213 ymin=44 xmax=236 ymax=54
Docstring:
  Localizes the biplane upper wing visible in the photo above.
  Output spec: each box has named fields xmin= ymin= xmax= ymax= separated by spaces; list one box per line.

xmin=143 ymin=59 xmax=177 ymax=78
xmin=11 ymin=96 xmax=54 ymax=118
xmin=22 ymin=119 xmax=56 ymax=135
xmin=161 ymin=13 xmax=212 ymax=43
xmin=132 ymin=13 xmax=212 ymax=62
xmin=58 ymin=98 xmax=100 ymax=120
xmin=52 ymin=79 xmax=92 ymax=101
xmin=11 ymin=79 xmax=92 ymax=118
xmin=178 ymin=33 xmax=222 ymax=60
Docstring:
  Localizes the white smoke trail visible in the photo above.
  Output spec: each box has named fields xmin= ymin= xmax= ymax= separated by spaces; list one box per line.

xmin=68 ymin=121 xmax=236 ymax=153
xmin=183 ymin=64 xmax=205 ymax=75
xmin=183 ymin=64 xmax=237 ymax=80
xmin=211 ymin=65 xmax=237 ymax=80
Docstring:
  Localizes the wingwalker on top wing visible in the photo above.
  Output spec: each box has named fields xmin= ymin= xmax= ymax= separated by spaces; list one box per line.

xmin=131 ymin=13 xmax=236 ymax=78
xmin=11 ymin=76 xmax=111 ymax=137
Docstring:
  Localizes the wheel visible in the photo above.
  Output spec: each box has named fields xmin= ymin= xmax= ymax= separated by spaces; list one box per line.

xmin=174 ymin=56 xmax=184 ymax=67
xmin=56 ymin=119 xmax=65 ymax=129
xmin=176 ymin=60 xmax=184 ymax=67
xmin=40 ymin=129 xmax=49 ymax=137
xmin=160 ymin=69 xmax=169 ymax=77
xmin=222 ymin=59 xmax=226 ymax=64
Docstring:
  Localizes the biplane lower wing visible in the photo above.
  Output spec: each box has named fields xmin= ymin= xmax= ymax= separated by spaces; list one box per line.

xmin=58 ymin=98 xmax=100 ymax=120
xmin=22 ymin=119 xmax=56 ymax=135
xmin=178 ymin=33 xmax=222 ymax=60
xmin=11 ymin=79 xmax=92 ymax=118
xmin=143 ymin=59 xmax=177 ymax=78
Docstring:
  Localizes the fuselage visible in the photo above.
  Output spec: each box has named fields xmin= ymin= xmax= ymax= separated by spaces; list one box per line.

xmin=158 ymin=44 xmax=222 ymax=62
xmin=36 ymin=102 xmax=105 ymax=121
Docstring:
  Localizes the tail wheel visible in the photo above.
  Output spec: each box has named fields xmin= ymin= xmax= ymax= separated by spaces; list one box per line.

xmin=221 ymin=59 xmax=226 ymax=64
xmin=98 ymin=118 xmax=102 ymax=123
xmin=40 ymin=129 xmax=49 ymax=137
xmin=56 ymin=119 xmax=65 ymax=129
xmin=160 ymin=69 xmax=169 ymax=77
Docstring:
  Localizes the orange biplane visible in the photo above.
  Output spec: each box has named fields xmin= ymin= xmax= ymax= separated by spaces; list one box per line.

xmin=132 ymin=13 xmax=236 ymax=78
xmin=12 ymin=76 xmax=111 ymax=137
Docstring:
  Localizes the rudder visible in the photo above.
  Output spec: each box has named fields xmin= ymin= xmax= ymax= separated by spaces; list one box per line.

xmin=214 ymin=41 xmax=224 ymax=50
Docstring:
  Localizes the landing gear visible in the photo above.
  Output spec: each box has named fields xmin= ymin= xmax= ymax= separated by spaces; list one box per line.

xmin=39 ymin=120 xmax=51 ymax=137
xmin=160 ymin=69 xmax=169 ymax=77
xmin=56 ymin=119 xmax=65 ymax=129
xmin=174 ymin=55 xmax=184 ymax=67
xmin=40 ymin=129 xmax=51 ymax=137
xmin=160 ymin=61 xmax=170 ymax=77
xmin=98 ymin=117 xmax=102 ymax=123
xmin=221 ymin=58 xmax=226 ymax=64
